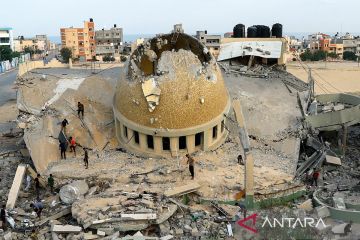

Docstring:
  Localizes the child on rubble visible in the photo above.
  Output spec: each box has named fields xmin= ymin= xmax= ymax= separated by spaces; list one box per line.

xmin=69 ymin=136 xmax=76 ymax=157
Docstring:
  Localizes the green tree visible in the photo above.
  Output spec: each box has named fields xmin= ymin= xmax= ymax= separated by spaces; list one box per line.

xmin=343 ymin=51 xmax=358 ymax=61
xmin=300 ymin=49 xmax=313 ymax=61
xmin=60 ymin=47 xmax=72 ymax=63
xmin=312 ymin=50 xmax=326 ymax=61
xmin=24 ymin=46 xmax=35 ymax=56
xmin=12 ymin=51 xmax=21 ymax=58
xmin=327 ymin=52 xmax=338 ymax=59
xmin=0 ymin=46 xmax=13 ymax=61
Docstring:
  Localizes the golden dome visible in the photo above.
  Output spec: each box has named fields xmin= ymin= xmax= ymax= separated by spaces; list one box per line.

xmin=114 ymin=33 xmax=229 ymax=130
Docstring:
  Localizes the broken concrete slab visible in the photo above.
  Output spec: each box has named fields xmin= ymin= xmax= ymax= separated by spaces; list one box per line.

xmin=333 ymin=196 xmax=346 ymax=210
xmin=51 ymin=224 xmax=82 ymax=233
xmin=315 ymin=206 xmax=330 ymax=218
xmin=121 ymin=213 xmax=157 ymax=221
xmin=26 ymin=165 xmax=47 ymax=187
xmin=297 ymin=199 xmax=313 ymax=211
xmin=36 ymin=206 xmax=71 ymax=227
xmin=333 ymin=104 xmax=345 ymax=111
xmin=97 ymin=230 xmax=106 ymax=237
xmin=84 ymin=232 xmax=99 ymax=240
xmin=6 ymin=164 xmax=27 ymax=209
xmin=331 ymin=223 xmax=351 ymax=235
xmin=325 ymin=155 xmax=342 ymax=166
xmin=164 ymin=183 xmax=201 ymax=197
xmin=160 ymin=235 xmax=173 ymax=240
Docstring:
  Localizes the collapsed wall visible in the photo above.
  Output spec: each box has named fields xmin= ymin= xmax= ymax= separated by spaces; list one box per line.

xmin=17 ymin=69 xmax=118 ymax=173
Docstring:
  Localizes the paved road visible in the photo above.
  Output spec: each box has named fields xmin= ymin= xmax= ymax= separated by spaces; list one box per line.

xmin=0 ymin=69 xmax=18 ymax=106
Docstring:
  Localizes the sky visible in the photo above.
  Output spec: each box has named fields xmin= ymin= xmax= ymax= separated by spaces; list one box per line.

xmin=1 ymin=0 xmax=359 ymax=37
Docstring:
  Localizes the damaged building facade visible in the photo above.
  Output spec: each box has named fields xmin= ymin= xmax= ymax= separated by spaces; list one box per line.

xmin=113 ymin=33 xmax=231 ymax=156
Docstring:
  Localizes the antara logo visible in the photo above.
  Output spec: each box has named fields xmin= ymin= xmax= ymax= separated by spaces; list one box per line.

xmin=237 ymin=213 xmax=258 ymax=233
xmin=236 ymin=214 xmax=328 ymax=234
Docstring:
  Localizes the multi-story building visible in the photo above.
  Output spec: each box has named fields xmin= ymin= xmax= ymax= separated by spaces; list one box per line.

xmin=60 ymin=18 xmax=96 ymax=61
xmin=95 ymin=24 xmax=123 ymax=57
xmin=13 ymin=36 xmax=48 ymax=53
xmin=329 ymin=39 xmax=344 ymax=58
xmin=0 ymin=27 xmax=14 ymax=51
xmin=343 ymin=39 xmax=357 ymax=53
xmin=195 ymin=30 xmax=221 ymax=57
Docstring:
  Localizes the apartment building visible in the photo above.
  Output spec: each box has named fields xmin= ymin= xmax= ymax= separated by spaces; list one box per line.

xmin=60 ymin=18 xmax=96 ymax=61
xmin=329 ymin=39 xmax=344 ymax=58
xmin=95 ymin=24 xmax=123 ymax=57
xmin=0 ymin=28 xmax=14 ymax=51
xmin=195 ymin=30 xmax=221 ymax=57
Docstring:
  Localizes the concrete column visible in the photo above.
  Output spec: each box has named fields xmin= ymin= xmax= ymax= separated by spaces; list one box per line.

xmin=127 ymin=129 xmax=135 ymax=146
xmin=245 ymin=152 xmax=254 ymax=209
xmin=217 ymin=123 xmax=221 ymax=140
xmin=203 ymin=129 xmax=211 ymax=151
xmin=342 ymin=125 xmax=347 ymax=155
xmin=186 ymin=135 xmax=195 ymax=153
xmin=170 ymin=137 xmax=179 ymax=157
xmin=154 ymin=136 xmax=162 ymax=154
xmin=139 ymin=133 xmax=147 ymax=150
xmin=69 ymin=58 xmax=73 ymax=69
xmin=115 ymin=120 xmax=120 ymax=141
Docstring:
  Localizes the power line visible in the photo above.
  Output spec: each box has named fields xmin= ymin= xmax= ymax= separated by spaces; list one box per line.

xmin=312 ymin=70 xmax=342 ymax=92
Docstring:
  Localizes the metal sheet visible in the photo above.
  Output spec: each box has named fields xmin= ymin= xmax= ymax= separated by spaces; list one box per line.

xmin=218 ymin=41 xmax=283 ymax=61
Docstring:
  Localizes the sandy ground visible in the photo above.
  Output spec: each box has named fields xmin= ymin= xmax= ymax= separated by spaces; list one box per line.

xmin=287 ymin=61 xmax=360 ymax=95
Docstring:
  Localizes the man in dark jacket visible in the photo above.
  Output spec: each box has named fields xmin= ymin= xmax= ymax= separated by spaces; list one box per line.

xmin=78 ymin=102 xmax=84 ymax=119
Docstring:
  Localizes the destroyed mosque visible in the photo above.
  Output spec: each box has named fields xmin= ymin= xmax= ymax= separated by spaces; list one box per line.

xmin=113 ymin=33 xmax=231 ymax=156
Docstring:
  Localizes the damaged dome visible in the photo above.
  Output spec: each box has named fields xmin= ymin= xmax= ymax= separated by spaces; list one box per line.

xmin=114 ymin=32 xmax=230 ymax=130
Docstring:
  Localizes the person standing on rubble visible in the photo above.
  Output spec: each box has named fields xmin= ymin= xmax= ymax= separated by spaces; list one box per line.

xmin=48 ymin=174 xmax=55 ymax=194
xmin=30 ymin=200 xmax=44 ymax=218
xmin=1 ymin=204 xmax=7 ymax=231
xmin=237 ymin=154 xmax=244 ymax=165
xmin=34 ymin=174 xmax=41 ymax=200
xmin=312 ymin=169 xmax=320 ymax=187
xmin=83 ymin=147 xmax=89 ymax=169
xmin=186 ymin=154 xmax=195 ymax=180
xmin=78 ymin=102 xmax=84 ymax=119
xmin=25 ymin=174 xmax=32 ymax=191
xmin=59 ymin=141 xmax=67 ymax=160
xmin=61 ymin=118 xmax=69 ymax=133
xmin=69 ymin=136 xmax=76 ymax=157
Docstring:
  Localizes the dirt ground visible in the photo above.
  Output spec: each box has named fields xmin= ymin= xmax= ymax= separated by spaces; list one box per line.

xmin=287 ymin=61 xmax=360 ymax=95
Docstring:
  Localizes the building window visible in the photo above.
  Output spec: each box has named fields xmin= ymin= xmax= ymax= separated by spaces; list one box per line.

xmin=147 ymin=135 xmax=154 ymax=149
xmin=123 ymin=126 xmax=128 ymax=139
xmin=212 ymin=126 xmax=218 ymax=139
xmin=134 ymin=131 xmax=139 ymax=144
xmin=221 ymin=120 xmax=225 ymax=133
xmin=195 ymin=132 xmax=203 ymax=146
xmin=179 ymin=136 xmax=187 ymax=150
xmin=162 ymin=137 xmax=170 ymax=150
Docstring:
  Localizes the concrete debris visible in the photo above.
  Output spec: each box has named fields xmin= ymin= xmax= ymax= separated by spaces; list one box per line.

xmin=325 ymin=155 xmax=342 ymax=166
xmin=97 ymin=229 xmax=106 ymax=236
xmin=333 ymin=196 xmax=346 ymax=210
xmin=331 ymin=223 xmax=351 ymax=235
xmin=297 ymin=199 xmax=313 ymax=211
xmin=6 ymin=164 xmax=26 ymax=209
xmin=51 ymin=224 xmax=82 ymax=233
xmin=121 ymin=213 xmax=157 ymax=221
xmin=59 ymin=180 xmax=89 ymax=204
xmin=315 ymin=206 xmax=330 ymax=218
xmin=164 ymin=183 xmax=201 ymax=197
xmin=142 ymin=78 xmax=161 ymax=112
